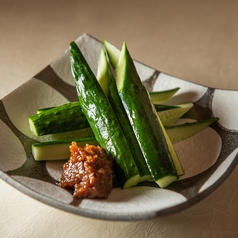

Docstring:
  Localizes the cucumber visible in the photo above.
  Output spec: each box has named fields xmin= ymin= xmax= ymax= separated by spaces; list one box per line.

xmin=32 ymin=137 xmax=98 ymax=161
xmin=50 ymin=127 xmax=94 ymax=141
xmin=29 ymin=95 xmax=185 ymax=136
xmin=37 ymin=107 xmax=55 ymax=114
xmin=159 ymin=119 xmax=184 ymax=177
xmin=96 ymin=49 xmax=109 ymax=96
xmin=157 ymin=102 xmax=194 ymax=126
xmin=98 ymin=48 xmax=151 ymax=182
xmin=31 ymin=118 xmax=218 ymax=161
xmin=104 ymin=40 xmax=180 ymax=104
xmin=166 ymin=118 xmax=219 ymax=144
xmin=115 ymin=42 xmax=179 ymax=188
xmin=153 ymin=103 xmax=179 ymax=112
xmin=103 ymin=40 xmax=120 ymax=68
xmin=28 ymin=101 xmax=89 ymax=136
xmin=149 ymin=88 xmax=180 ymax=104
xmin=34 ymin=92 xmax=178 ymax=114
xmin=69 ymin=41 xmax=140 ymax=189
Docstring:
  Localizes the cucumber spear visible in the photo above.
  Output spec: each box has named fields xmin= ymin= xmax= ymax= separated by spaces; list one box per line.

xmin=69 ymin=41 xmax=140 ymax=189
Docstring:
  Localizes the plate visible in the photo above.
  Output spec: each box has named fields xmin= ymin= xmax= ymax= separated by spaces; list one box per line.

xmin=0 ymin=34 xmax=237 ymax=220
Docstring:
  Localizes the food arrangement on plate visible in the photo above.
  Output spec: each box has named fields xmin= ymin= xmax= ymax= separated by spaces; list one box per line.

xmin=28 ymin=40 xmax=218 ymax=198
xmin=0 ymin=34 xmax=237 ymax=220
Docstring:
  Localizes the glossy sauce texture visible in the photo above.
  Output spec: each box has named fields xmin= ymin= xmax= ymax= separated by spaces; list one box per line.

xmin=60 ymin=142 xmax=113 ymax=198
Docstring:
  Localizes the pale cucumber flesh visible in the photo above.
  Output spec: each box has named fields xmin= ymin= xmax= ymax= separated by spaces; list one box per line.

xmin=156 ymin=175 xmax=178 ymax=189
xmin=157 ymin=114 xmax=184 ymax=176
xmin=96 ymin=49 xmax=109 ymax=96
xmin=158 ymin=102 xmax=194 ymax=126
xmin=104 ymin=40 xmax=120 ymax=68
xmin=32 ymin=137 xmax=98 ymax=161
xmin=149 ymin=87 xmax=180 ymax=104
xmin=165 ymin=118 xmax=219 ymax=144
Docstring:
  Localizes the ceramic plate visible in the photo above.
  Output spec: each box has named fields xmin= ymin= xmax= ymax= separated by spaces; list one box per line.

xmin=0 ymin=34 xmax=237 ymax=220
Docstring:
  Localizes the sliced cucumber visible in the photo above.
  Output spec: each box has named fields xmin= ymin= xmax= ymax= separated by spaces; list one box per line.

xmin=29 ymin=96 xmax=185 ymax=136
xmin=158 ymin=102 xmax=194 ymax=126
xmin=149 ymin=88 xmax=180 ymax=104
xmin=31 ymin=117 xmax=218 ymax=161
xmin=36 ymin=107 xmax=55 ymax=114
xmin=70 ymin=41 xmax=140 ymax=189
xmin=153 ymin=103 xmax=179 ymax=112
xmin=166 ymin=118 xmax=219 ymax=144
xmin=96 ymin=49 xmax=109 ymax=96
xmin=104 ymin=40 xmax=120 ymax=68
xmin=104 ymin=40 xmax=180 ymax=104
xmin=50 ymin=127 xmax=94 ymax=141
xmin=28 ymin=101 xmax=89 ymax=136
xmin=98 ymin=48 xmax=151 ymax=182
xmin=115 ymin=42 xmax=179 ymax=188
xmin=32 ymin=137 xmax=98 ymax=161
xmin=160 ymin=120 xmax=184 ymax=176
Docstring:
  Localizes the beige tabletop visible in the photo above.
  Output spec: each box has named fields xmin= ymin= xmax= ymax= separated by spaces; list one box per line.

xmin=1 ymin=0 xmax=238 ymax=237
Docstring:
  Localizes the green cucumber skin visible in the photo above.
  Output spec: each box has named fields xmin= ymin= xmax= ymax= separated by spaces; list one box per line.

xmin=153 ymin=104 xmax=178 ymax=112
xmin=29 ymin=101 xmax=89 ymax=136
xmin=117 ymin=43 xmax=177 ymax=186
xmin=32 ymin=118 xmax=218 ymax=161
xmin=50 ymin=127 xmax=94 ymax=141
xmin=30 ymin=101 xmax=181 ymax=136
xmin=107 ymin=59 xmax=151 ymax=181
xmin=69 ymin=42 xmax=140 ymax=188
xmin=37 ymin=107 xmax=55 ymax=114
xmin=34 ymin=93 xmax=174 ymax=114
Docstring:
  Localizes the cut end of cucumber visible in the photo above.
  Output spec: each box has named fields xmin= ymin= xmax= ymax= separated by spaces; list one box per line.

xmin=139 ymin=175 xmax=152 ymax=183
xmin=155 ymin=175 xmax=178 ymax=188
xmin=122 ymin=174 xmax=140 ymax=189
xmin=104 ymin=40 xmax=120 ymax=68
xmin=115 ymin=42 xmax=127 ymax=93
xmin=96 ymin=49 xmax=109 ymax=96
xmin=28 ymin=118 xmax=38 ymax=136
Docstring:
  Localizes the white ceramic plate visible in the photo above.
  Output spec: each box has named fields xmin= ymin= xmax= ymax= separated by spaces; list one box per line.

xmin=0 ymin=34 xmax=237 ymax=220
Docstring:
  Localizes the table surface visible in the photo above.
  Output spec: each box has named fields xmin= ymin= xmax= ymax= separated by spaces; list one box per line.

xmin=1 ymin=0 xmax=238 ymax=237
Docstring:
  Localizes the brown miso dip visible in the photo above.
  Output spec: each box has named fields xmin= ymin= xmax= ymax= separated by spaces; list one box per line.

xmin=60 ymin=142 xmax=113 ymax=199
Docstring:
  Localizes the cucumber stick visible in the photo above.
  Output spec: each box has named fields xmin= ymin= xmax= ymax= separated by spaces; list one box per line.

xmin=98 ymin=49 xmax=152 ymax=182
xmin=149 ymin=88 xmax=179 ymax=104
xmin=31 ymin=118 xmax=218 ymax=161
xmin=28 ymin=101 xmax=89 ymax=136
xmin=32 ymin=137 xmax=98 ymax=161
xmin=103 ymin=40 xmax=120 ymax=69
xmin=104 ymin=40 xmax=180 ymax=104
xmin=29 ymin=90 xmax=181 ymax=136
xmin=69 ymin=41 xmax=140 ymax=189
xmin=50 ymin=127 xmax=94 ymax=141
xmin=166 ymin=117 xmax=219 ymax=144
xmin=96 ymin=49 xmax=109 ymax=96
xmin=29 ymin=97 xmax=186 ymax=136
xmin=115 ymin=42 xmax=179 ymax=188
xmin=157 ymin=102 xmax=194 ymax=126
